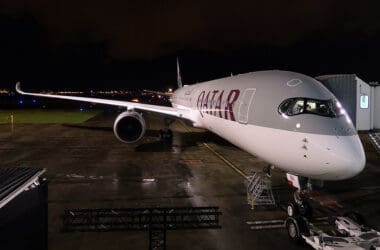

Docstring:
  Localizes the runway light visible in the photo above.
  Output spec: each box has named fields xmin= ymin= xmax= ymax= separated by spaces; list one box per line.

xmin=32 ymin=99 xmax=37 ymax=103
xmin=18 ymin=100 xmax=23 ymax=104
xmin=80 ymin=108 xmax=84 ymax=112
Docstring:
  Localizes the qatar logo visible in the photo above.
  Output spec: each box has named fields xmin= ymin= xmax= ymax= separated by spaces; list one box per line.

xmin=197 ymin=89 xmax=240 ymax=121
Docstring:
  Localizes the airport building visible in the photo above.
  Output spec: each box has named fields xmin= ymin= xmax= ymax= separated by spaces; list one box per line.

xmin=316 ymin=74 xmax=380 ymax=131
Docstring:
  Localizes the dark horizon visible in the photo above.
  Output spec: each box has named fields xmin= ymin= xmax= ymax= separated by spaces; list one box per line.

xmin=1 ymin=2 xmax=380 ymax=90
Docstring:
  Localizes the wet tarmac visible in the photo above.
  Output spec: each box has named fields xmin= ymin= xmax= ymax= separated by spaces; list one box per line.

xmin=0 ymin=110 xmax=379 ymax=250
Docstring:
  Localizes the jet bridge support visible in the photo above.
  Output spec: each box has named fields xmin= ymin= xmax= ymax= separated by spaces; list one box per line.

xmin=62 ymin=206 xmax=222 ymax=250
xmin=246 ymin=172 xmax=276 ymax=209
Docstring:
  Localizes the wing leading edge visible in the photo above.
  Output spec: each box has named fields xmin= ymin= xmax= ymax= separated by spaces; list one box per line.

xmin=15 ymin=82 xmax=190 ymax=120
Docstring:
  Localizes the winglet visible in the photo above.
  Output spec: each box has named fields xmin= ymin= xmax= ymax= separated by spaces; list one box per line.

xmin=15 ymin=82 xmax=24 ymax=94
xmin=176 ymin=57 xmax=183 ymax=88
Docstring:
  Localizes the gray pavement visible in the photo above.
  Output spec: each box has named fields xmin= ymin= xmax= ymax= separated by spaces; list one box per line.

xmin=0 ymin=111 xmax=379 ymax=250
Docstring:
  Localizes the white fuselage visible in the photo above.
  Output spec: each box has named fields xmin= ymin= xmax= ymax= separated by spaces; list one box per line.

xmin=170 ymin=71 xmax=365 ymax=180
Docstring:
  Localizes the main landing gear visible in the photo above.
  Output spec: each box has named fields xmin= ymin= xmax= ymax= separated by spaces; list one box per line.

xmin=159 ymin=128 xmax=173 ymax=140
xmin=159 ymin=117 xmax=174 ymax=141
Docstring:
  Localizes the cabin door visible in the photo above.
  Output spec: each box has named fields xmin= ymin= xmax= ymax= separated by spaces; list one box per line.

xmin=238 ymin=88 xmax=256 ymax=124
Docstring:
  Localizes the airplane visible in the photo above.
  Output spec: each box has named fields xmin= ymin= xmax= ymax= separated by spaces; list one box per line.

xmin=15 ymin=63 xmax=366 ymax=184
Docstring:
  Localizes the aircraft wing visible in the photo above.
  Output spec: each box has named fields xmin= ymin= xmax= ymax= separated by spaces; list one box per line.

xmin=15 ymin=82 xmax=190 ymax=120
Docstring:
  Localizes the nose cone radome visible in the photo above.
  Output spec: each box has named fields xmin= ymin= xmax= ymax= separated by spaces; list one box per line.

xmin=335 ymin=135 xmax=366 ymax=180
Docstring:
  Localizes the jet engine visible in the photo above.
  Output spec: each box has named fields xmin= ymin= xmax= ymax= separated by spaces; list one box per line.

xmin=113 ymin=111 xmax=146 ymax=143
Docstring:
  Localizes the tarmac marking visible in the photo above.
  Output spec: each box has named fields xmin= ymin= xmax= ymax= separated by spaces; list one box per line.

xmin=179 ymin=121 xmax=248 ymax=180
xmin=247 ymin=217 xmax=329 ymax=230
xmin=202 ymin=142 xmax=248 ymax=179
xmin=180 ymin=159 xmax=203 ymax=165
xmin=246 ymin=219 xmax=284 ymax=225
xmin=250 ymin=224 xmax=284 ymax=230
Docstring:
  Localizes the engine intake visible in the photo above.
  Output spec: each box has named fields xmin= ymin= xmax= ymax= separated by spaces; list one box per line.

xmin=113 ymin=111 xmax=146 ymax=143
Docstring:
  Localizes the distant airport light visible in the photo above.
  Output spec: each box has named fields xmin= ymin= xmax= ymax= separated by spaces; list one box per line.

xmin=168 ymin=88 xmax=173 ymax=92
xmin=80 ymin=108 xmax=84 ymax=112
xmin=131 ymin=98 xmax=139 ymax=103
xmin=142 ymin=178 xmax=155 ymax=182
xmin=18 ymin=100 xmax=23 ymax=104
xmin=32 ymin=99 xmax=37 ymax=103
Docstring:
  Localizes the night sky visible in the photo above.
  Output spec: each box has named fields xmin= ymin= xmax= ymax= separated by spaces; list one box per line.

xmin=0 ymin=1 xmax=380 ymax=90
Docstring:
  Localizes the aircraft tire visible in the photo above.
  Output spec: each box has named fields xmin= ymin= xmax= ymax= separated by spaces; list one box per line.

xmin=285 ymin=216 xmax=309 ymax=243
xmin=287 ymin=202 xmax=299 ymax=217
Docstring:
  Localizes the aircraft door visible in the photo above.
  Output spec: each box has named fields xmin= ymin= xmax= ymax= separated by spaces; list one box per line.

xmin=238 ymin=88 xmax=256 ymax=124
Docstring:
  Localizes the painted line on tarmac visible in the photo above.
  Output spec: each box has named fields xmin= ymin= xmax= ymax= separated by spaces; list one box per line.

xmin=179 ymin=121 xmax=248 ymax=180
xmin=246 ymin=219 xmax=284 ymax=225
xmin=247 ymin=217 xmax=329 ymax=230
xmin=202 ymin=142 xmax=249 ymax=180
xmin=250 ymin=224 xmax=284 ymax=230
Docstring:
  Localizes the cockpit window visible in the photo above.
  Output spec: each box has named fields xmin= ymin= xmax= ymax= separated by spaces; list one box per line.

xmin=279 ymin=98 xmax=337 ymax=117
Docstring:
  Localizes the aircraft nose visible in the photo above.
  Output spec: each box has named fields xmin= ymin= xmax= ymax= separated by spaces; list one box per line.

xmin=336 ymin=135 xmax=366 ymax=179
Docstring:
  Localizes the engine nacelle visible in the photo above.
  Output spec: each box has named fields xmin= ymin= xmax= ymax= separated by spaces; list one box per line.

xmin=113 ymin=111 xmax=146 ymax=143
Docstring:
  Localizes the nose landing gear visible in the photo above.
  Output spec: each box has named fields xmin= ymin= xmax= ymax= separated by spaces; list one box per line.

xmin=286 ymin=173 xmax=314 ymax=219
xmin=287 ymin=191 xmax=313 ymax=219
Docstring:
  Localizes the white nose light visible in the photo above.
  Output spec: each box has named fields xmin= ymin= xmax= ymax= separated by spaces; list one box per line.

xmin=296 ymin=123 xmax=301 ymax=128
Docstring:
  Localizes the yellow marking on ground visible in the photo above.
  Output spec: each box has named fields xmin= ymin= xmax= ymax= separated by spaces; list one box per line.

xmin=179 ymin=121 xmax=249 ymax=180
xmin=202 ymin=142 xmax=249 ymax=179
